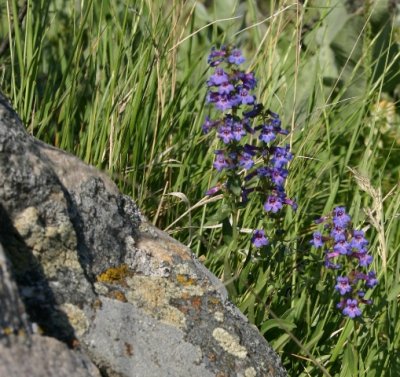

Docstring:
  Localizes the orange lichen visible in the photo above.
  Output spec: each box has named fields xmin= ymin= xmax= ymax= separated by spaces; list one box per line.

xmin=109 ymin=290 xmax=128 ymax=302
xmin=97 ymin=264 xmax=130 ymax=284
xmin=92 ymin=298 xmax=103 ymax=310
xmin=176 ymin=274 xmax=197 ymax=286
xmin=208 ymin=297 xmax=221 ymax=306
xmin=180 ymin=292 xmax=190 ymax=300
xmin=207 ymin=352 xmax=217 ymax=362
xmin=190 ymin=296 xmax=202 ymax=311
xmin=124 ymin=342 xmax=134 ymax=356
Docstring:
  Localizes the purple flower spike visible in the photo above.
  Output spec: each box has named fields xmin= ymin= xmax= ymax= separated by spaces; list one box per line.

xmin=335 ymin=276 xmax=352 ymax=295
xmin=310 ymin=232 xmax=324 ymax=248
xmin=203 ymin=46 xmax=296 ymax=254
xmin=283 ymin=197 xmax=297 ymax=211
xmin=326 ymin=251 xmax=340 ymax=258
xmin=251 ymin=229 xmax=269 ymax=248
xmin=342 ymin=299 xmax=362 ymax=318
xmin=312 ymin=206 xmax=378 ymax=318
xmin=264 ymin=195 xmax=283 ymax=213
xmin=241 ymin=187 xmax=255 ymax=203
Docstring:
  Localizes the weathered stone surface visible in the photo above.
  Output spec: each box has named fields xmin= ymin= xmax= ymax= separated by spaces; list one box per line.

xmin=0 ymin=243 xmax=101 ymax=377
xmin=0 ymin=92 xmax=287 ymax=377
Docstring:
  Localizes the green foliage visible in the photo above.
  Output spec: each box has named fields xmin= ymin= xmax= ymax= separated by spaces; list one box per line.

xmin=1 ymin=0 xmax=400 ymax=375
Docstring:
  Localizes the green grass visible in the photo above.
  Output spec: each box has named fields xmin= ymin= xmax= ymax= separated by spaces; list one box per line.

xmin=1 ymin=0 xmax=400 ymax=375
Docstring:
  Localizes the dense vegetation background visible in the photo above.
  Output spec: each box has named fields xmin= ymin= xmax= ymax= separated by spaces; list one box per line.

xmin=1 ymin=0 xmax=400 ymax=375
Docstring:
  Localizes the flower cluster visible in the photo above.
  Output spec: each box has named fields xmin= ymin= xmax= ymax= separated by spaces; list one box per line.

xmin=203 ymin=46 xmax=296 ymax=248
xmin=310 ymin=207 xmax=378 ymax=318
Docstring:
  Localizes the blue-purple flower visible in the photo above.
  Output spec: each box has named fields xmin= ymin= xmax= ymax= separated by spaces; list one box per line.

xmin=310 ymin=232 xmax=324 ymax=248
xmin=228 ymin=49 xmax=246 ymax=65
xmin=271 ymin=146 xmax=293 ymax=168
xmin=342 ymin=299 xmax=362 ymax=318
xmin=251 ymin=229 xmax=269 ymax=247
xmin=366 ymin=271 xmax=378 ymax=288
xmin=264 ymin=195 xmax=283 ymax=213
xmin=333 ymin=206 xmax=351 ymax=227
xmin=208 ymin=68 xmax=229 ymax=86
xmin=213 ymin=150 xmax=231 ymax=171
xmin=335 ymin=276 xmax=352 ymax=295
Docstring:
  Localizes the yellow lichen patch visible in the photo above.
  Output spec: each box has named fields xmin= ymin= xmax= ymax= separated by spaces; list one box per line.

xmin=61 ymin=303 xmax=89 ymax=337
xmin=97 ymin=264 xmax=130 ymax=285
xmin=214 ymin=311 xmax=224 ymax=323
xmin=212 ymin=327 xmax=248 ymax=359
xmin=245 ymin=367 xmax=257 ymax=377
xmin=176 ymin=274 xmax=197 ymax=286
xmin=108 ymin=290 xmax=128 ymax=302
xmin=125 ymin=276 xmax=186 ymax=329
xmin=2 ymin=327 xmax=13 ymax=336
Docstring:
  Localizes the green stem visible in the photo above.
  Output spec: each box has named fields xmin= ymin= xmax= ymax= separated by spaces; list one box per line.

xmin=223 ymin=193 xmax=239 ymax=299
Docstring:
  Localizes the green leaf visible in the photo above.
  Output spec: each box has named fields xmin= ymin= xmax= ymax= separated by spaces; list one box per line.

xmin=331 ymin=320 xmax=354 ymax=362
xmin=270 ymin=333 xmax=291 ymax=351
xmin=340 ymin=344 xmax=358 ymax=377
xmin=204 ymin=203 xmax=231 ymax=225
xmin=227 ymin=175 xmax=242 ymax=197
xmin=261 ymin=319 xmax=297 ymax=335
xmin=222 ymin=218 xmax=233 ymax=244
xmin=387 ymin=284 xmax=400 ymax=302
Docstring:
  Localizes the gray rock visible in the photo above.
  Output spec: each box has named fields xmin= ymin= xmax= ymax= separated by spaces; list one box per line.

xmin=0 ymin=92 xmax=287 ymax=377
xmin=0 ymin=242 xmax=101 ymax=377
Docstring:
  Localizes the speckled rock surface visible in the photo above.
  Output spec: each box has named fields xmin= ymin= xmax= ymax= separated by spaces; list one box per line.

xmin=0 ymin=92 xmax=287 ymax=377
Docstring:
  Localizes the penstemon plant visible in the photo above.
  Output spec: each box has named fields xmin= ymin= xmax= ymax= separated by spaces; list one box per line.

xmin=202 ymin=46 xmax=378 ymax=321
xmin=203 ymin=45 xmax=296 ymax=255
xmin=310 ymin=207 xmax=378 ymax=318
